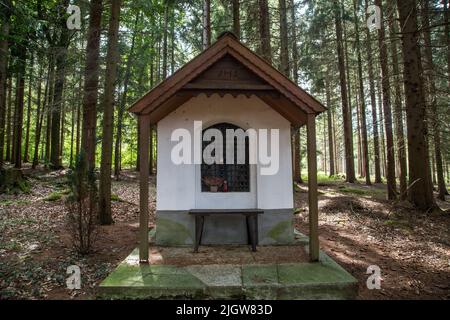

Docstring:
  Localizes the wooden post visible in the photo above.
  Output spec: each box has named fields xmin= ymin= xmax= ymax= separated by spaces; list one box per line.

xmin=139 ymin=115 xmax=150 ymax=263
xmin=307 ymin=113 xmax=319 ymax=262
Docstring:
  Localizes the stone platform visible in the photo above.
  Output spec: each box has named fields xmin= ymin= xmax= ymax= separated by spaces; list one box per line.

xmin=97 ymin=243 xmax=358 ymax=300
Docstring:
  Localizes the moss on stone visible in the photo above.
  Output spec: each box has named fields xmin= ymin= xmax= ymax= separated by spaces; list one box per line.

xmin=267 ymin=220 xmax=293 ymax=243
xmin=156 ymin=218 xmax=192 ymax=245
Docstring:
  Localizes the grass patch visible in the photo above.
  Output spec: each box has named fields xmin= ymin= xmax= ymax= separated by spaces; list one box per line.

xmin=384 ymin=219 xmax=412 ymax=231
xmin=0 ymin=199 xmax=31 ymax=206
xmin=111 ymin=193 xmax=120 ymax=201
xmin=44 ymin=192 xmax=62 ymax=202
xmin=338 ymin=186 xmax=371 ymax=196
xmin=301 ymin=172 xmax=344 ymax=184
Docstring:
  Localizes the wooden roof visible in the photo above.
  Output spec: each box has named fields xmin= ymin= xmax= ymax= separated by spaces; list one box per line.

xmin=128 ymin=32 xmax=326 ymax=125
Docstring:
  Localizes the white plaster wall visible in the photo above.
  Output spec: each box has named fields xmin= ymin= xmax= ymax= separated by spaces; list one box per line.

xmin=156 ymin=93 xmax=294 ymax=211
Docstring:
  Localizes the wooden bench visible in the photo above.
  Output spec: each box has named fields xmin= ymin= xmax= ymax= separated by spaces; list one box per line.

xmin=188 ymin=209 xmax=264 ymax=253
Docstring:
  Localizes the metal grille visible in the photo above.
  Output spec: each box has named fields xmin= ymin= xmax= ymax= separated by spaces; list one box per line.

xmin=201 ymin=123 xmax=250 ymax=192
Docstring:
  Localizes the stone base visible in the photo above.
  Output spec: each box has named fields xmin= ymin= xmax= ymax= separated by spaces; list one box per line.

xmin=155 ymin=209 xmax=294 ymax=246
xmin=97 ymin=244 xmax=358 ymax=300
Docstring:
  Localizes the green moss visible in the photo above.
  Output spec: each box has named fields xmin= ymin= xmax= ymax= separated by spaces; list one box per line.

xmin=0 ymin=199 xmax=31 ymax=206
xmin=267 ymin=220 xmax=293 ymax=243
xmin=338 ymin=187 xmax=369 ymax=195
xmin=44 ymin=192 xmax=62 ymax=202
xmin=384 ymin=219 xmax=411 ymax=230
xmin=156 ymin=218 xmax=193 ymax=245
xmin=111 ymin=193 xmax=120 ymax=201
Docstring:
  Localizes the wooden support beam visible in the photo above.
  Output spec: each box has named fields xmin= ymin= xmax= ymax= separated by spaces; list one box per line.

xmin=139 ymin=115 xmax=150 ymax=263
xmin=307 ymin=113 xmax=319 ymax=262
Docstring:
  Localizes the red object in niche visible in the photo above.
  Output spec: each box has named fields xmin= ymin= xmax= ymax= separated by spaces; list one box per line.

xmin=223 ymin=180 xmax=228 ymax=192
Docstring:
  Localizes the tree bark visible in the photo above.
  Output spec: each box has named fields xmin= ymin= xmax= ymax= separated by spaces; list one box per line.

xmin=375 ymin=0 xmax=397 ymax=199
xmin=334 ymin=2 xmax=355 ymax=183
xmin=81 ymin=0 xmax=103 ymax=171
xmin=353 ymin=0 xmax=370 ymax=185
xmin=32 ymin=62 xmax=45 ymax=169
xmin=162 ymin=2 xmax=169 ymax=79
xmin=114 ymin=12 xmax=140 ymax=180
xmin=325 ymin=76 xmax=335 ymax=177
xmin=279 ymin=0 xmax=289 ymax=76
xmin=290 ymin=0 xmax=299 ymax=84
xmin=203 ymin=0 xmax=211 ymax=50
xmin=99 ymin=0 xmax=121 ymax=225
xmin=13 ymin=49 xmax=27 ymax=169
xmin=388 ymin=2 xmax=408 ymax=199
xmin=0 ymin=0 xmax=11 ymax=167
xmin=232 ymin=0 xmax=240 ymax=39
xmin=422 ymin=0 xmax=448 ymax=200
xmin=258 ymin=0 xmax=272 ymax=62
xmin=24 ymin=56 xmax=33 ymax=163
xmin=50 ymin=0 xmax=70 ymax=169
xmin=5 ymin=76 xmax=12 ymax=162
xmin=443 ymin=0 xmax=450 ymax=86
xmin=364 ymin=0 xmax=381 ymax=183
xmin=396 ymin=0 xmax=435 ymax=210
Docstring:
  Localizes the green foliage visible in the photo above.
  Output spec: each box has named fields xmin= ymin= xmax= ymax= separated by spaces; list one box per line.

xmin=44 ymin=192 xmax=62 ymax=202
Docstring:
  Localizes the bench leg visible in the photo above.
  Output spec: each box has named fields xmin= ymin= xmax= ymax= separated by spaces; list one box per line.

xmin=194 ymin=215 xmax=205 ymax=253
xmin=247 ymin=215 xmax=258 ymax=252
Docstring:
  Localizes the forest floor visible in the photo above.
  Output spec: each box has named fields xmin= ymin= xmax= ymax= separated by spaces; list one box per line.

xmin=0 ymin=166 xmax=449 ymax=300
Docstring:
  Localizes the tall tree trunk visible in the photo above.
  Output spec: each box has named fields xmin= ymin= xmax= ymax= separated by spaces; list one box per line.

xmin=114 ymin=12 xmax=140 ymax=180
xmin=170 ymin=5 xmax=176 ymax=75
xmin=422 ymin=0 xmax=448 ymax=200
xmin=75 ymin=101 xmax=81 ymax=158
xmin=69 ymin=92 xmax=75 ymax=168
xmin=32 ymin=62 xmax=45 ymax=169
xmin=81 ymin=0 xmax=103 ymax=171
xmin=203 ymin=0 xmax=211 ymax=50
xmin=99 ymin=0 xmax=121 ymax=225
xmin=162 ymin=2 xmax=169 ymax=79
xmin=5 ymin=76 xmax=12 ymax=162
xmin=325 ymin=77 xmax=335 ymax=177
xmin=232 ymin=0 xmax=240 ymax=39
xmin=13 ymin=49 xmax=27 ymax=169
xmin=396 ymin=0 xmax=435 ymax=210
xmin=59 ymin=100 xmax=65 ymax=158
xmin=24 ymin=56 xmax=33 ymax=163
xmin=50 ymin=1 xmax=70 ymax=169
xmin=291 ymin=0 xmax=301 ymax=180
xmin=364 ymin=0 xmax=381 ymax=183
xmin=44 ymin=57 xmax=55 ymax=166
xmin=258 ymin=0 xmax=272 ymax=62
xmin=342 ymin=8 xmax=356 ymax=178
xmin=443 ymin=0 xmax=450 ymax=86
xmin=388 ymin=3 xmax=408 ymax=199
xmin=377 ymin=78 xmax=387 ymax=178
xmin=290 ymin=0 xmax=299 ymax=84
xmin=375 ymin=0 xmax=397 ymax=199
xmin=334 ymin=2 xmax=355 ymax=183
xmin=279 ymin=0 xmax=289 ymax=76
xmin=0 ymin=0 xmax=11 ymax=167
xmin=353 ymin=0 xmax=370 ymax=185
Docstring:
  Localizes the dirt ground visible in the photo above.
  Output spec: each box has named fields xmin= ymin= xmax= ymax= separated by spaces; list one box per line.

xmin=0 ymin=167 xmax=449 ymax=300
xmin=145 ymin=245 xmax=310 ymax=266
